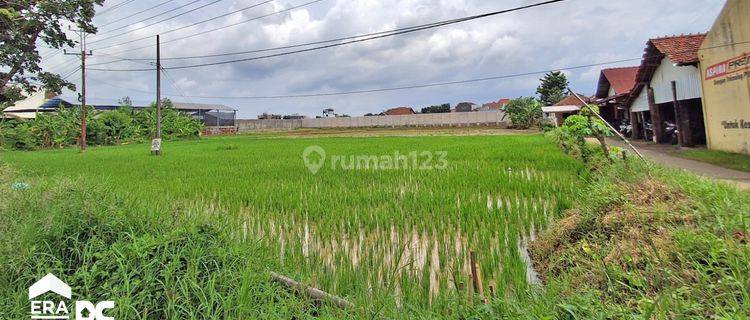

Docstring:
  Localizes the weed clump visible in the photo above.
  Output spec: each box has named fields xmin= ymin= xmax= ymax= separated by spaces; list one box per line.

xmin=529 ymin=161 xmax=750 ymax=318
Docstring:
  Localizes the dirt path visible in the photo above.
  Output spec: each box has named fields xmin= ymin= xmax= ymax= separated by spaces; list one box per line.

xmin=608 ymin=138 xmax=750 ymax=190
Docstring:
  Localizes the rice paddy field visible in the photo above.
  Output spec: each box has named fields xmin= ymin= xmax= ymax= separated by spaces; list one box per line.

xmin=1 ymin=132 xmax=587 ymax=315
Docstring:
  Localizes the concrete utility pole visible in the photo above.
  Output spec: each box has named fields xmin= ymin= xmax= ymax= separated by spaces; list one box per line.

xmin=64 ymin=27 xmax=92 ymax=152
xmin=152 ymin=34 xmax=162 ymax=155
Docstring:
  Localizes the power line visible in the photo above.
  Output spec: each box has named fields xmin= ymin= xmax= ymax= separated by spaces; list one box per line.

xmin=89 ymin=0 xmax=225 ymax=45
xmin=96 ymin=0 xmax=175 ymax=29
xmin=102 ymin=2 xmax=515 ymax=62
xmin=91 ymin=0 xmax=204 ymax=37
xmin=91 ymin=0 xmax=275 ymax=51
xmin=161 ymin=68 xmax=196 ymax=104
xmin=165 ymin=59 xmax=647 ymax=100
xmin=96 ymin=0 xmax=138 ymax=16
xmin=98 ymin=0 xmax=325 ymax=55
xmin=90 ymin=0 xmax=569 ymax=71
xmin=85 ymin=38 xmax=750 ymax=100
xmin=87 ymin=52 xmax=155 ymax=67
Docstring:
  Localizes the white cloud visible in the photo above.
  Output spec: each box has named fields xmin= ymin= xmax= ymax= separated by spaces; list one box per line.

xmin=44 ymin=0 xmax=725 ymax=118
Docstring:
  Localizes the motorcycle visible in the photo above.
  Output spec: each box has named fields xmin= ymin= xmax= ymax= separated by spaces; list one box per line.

xmin=664 ymin=120 xmax=679 ymax=145
xmin=619 ymin=119 xmax=632 ymax=138
xmin=644 ymin=121 xmax=653 ymax=141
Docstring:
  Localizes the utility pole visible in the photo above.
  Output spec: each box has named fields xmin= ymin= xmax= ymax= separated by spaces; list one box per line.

xmin=151 ymin=34 xmax=162 ymax=155
xmin=64 ymin=27 xmax=92 ymax=152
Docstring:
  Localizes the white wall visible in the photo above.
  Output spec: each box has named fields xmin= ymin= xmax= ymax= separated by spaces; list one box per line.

xmin=651 ymin=57 xmax=703 ymax=104
xmin=631 ymin=88 xmax=649 ymax=112
xmin=237 ymin=110 xmax=508 ymax=131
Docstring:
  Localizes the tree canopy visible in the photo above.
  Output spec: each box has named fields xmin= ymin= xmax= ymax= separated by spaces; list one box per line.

xmin=0 ymin=0 xmax=104 ymax=104
xmin=536 ymin=71 xmax=569 ymax=107
xmin=421 ymin=103 xmax=450 ymax=114
xmin=502 ymin=97 xmax=542 ymax=129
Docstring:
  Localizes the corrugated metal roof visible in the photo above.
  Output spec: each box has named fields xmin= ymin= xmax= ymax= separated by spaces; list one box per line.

xmin=171 ymin=102 xmax=235 ymax=111
xmin=542 ymin=106 xmax=581 ymax=113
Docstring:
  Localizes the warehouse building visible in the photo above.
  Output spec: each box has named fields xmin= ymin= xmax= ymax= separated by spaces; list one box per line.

xmin=698 ymin=0 xmax=750 ymax=154
xmin=627 ymin=34 xmax=707 ymax=146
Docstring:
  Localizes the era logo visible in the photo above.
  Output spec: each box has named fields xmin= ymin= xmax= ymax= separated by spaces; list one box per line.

xmin=28 ymin=273 xmax=115 ymax=320
xmin=76 ymin=301 xmax=115 ymax=320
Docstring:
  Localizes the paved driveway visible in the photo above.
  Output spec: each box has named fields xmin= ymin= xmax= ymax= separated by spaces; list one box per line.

xmin=607 ymin=138 xmax=750 ymax=190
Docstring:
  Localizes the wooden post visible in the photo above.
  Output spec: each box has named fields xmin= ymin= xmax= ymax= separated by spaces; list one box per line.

xmin=270 ymin=272 xmax=354 ymax=309
xmin=469 ymin=251 xmax=486 ymax=303
xmin=671 ymin=81 xmax=694 ymax=147
xmin=671 ymin=81 xmax=684 ymax=146
xmin=647 ymin=86 xmax=663 ymax=143
xmin=630 ymin=111 xmax=641 ymax=139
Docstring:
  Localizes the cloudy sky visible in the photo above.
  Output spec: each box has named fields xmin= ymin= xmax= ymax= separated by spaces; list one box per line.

xmin=40 ymin=0 xmax=725 ymax=118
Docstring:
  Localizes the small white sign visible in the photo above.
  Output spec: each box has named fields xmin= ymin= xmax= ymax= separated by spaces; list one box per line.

xmin=151 ymin=138 xmax=162 ymax=152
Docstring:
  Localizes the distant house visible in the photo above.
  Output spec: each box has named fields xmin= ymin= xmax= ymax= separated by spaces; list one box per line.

xmin=478 ymin=98 xmax=510 ymax=112
xmin=383 ymin=107 xmax=416 ymax=116
xmin=173 ymin=102 xmax=237 ymax=126
xmin=2 ymin=93 xmax=236 ymax=126
xmin=453 ymin=102 xmax=476 ymax=112
xmin=542 ymin=94 xmax=591 ymax=126
xmin=2 ymin=91 xmax=70 ymax=119
xmin=594 ymin=67 xmax=639 ymax=129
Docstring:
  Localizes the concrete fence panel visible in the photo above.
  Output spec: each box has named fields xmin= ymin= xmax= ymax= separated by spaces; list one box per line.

xmin=236 ymin=111 xmax=507 ymax=132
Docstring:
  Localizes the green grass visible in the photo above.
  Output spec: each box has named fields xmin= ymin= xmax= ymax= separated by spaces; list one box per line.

xmin=2 ymin=133 xmax=747 ymax=318
xmin=529 ymin=160 xmax=750 ymax=318
xmin=676 ymin=149 xmax=750 ymax=172
xmin=0 ymin=133 xmax=585 ymax=318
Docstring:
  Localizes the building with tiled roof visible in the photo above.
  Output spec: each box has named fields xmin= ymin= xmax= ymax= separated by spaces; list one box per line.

xmin=383 ymin=107 xmax=416 ymax=116
xmin=478 ymin=98 xmax=510 ymax=111
xmin=542 ymin=94 xmax=591 ymax=127
xmin=594 ymin=67 xmax=639 ymax=130
xmin=626 ymin=34 xmax=708 ymax=146
xmin=596 ymin=67 xmax=639 ymax=98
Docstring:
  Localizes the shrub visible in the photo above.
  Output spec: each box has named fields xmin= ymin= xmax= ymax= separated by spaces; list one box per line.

xmin=0 ymin=121 xmax=38 ymax=150
xmin=502 ymin=97 xmax=543 ymax=129
xmin=0 ymin=100 xmax=204 ymax=150
xmin=549 ymin=105 xmax=614 ymax=164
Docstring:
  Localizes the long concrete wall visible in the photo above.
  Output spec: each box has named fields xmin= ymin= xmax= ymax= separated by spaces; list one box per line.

xmin=237 ymin=111 xmax=507 ymax=132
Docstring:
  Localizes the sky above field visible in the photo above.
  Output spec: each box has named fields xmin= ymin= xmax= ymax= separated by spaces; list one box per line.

xmin=42 ymin=0 xmax=725 ymax=118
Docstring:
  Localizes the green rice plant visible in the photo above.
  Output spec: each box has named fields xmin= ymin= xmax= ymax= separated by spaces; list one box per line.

xmin=1 ymin=133 xmax=584 ymax=317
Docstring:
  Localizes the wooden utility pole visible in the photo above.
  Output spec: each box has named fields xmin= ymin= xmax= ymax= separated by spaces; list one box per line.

xmin=64 ymin=27 xmax=92 ymax=152
xmin=152 ymin=35 xmax=162 ymax=155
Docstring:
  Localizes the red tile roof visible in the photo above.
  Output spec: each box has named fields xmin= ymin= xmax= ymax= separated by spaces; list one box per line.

xmin=481 ymin=98 xmax=510 ymax=110
xmin=383 ymin=107 xmax=415 ymax=115
xmin=554 ymin=94 xmax=590 ymax=107
xmin=650 ymin=34 xmax=706 ymax=65
xmin=626 ymin=34 xmax=707 ymax=107
xmin=599 ymin=67 xmax=639 ymax=96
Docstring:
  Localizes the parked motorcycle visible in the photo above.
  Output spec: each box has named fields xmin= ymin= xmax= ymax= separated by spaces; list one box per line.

xmin=644 ymin=121 xmax=654 ymax=142
xmin=664 ymin=120 xmax=679 ymax=145
xmin=619 ymin=119 xmax=632 ymax=137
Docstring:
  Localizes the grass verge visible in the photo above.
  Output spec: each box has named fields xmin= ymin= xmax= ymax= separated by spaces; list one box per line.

xmin=529 ymin=160 xmax=750 ymax=318
xmin=675 ymin=149 xmax=750 ymax=172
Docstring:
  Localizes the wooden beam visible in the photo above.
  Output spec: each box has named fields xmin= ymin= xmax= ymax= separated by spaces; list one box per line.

xmin=270 ymin=272 xmax=355 ymax=309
